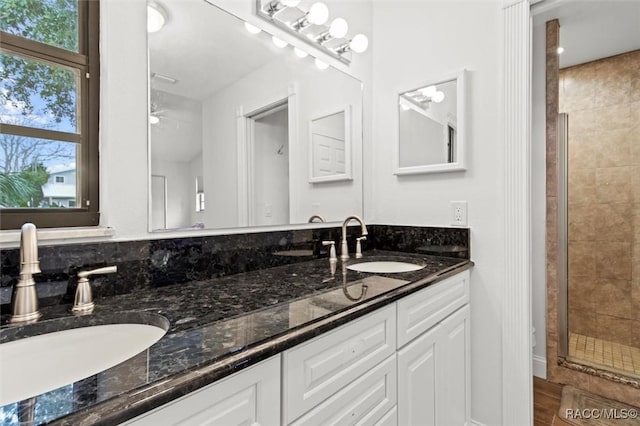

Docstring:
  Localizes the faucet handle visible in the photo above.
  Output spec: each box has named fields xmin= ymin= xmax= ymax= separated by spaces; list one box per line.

xmin=322 ymin=241 xmax=337 ymax=262
xmin=72 ymin=266 xmax=118 ymax=315
xmin=78 ymin=266 xmax=117 ymax=279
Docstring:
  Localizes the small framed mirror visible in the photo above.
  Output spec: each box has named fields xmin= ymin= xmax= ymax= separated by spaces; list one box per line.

xmin=309 ymin=106 xmax=352 ymax=183
xmin=394 ymin=70 xmax=466 ymax=175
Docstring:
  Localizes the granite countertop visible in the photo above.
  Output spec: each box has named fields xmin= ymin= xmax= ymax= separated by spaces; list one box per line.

xmin=0 ymin=250 xmax=472 ymax=425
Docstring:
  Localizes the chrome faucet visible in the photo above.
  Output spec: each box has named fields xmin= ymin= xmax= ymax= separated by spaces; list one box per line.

xmin=10 ymin=223 xmax=42 ymax=324
xmin=340 ymin=215 xmax=368 ymax=261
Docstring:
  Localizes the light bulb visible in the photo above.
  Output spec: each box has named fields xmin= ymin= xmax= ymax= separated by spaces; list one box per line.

xmin=294 ymin=47 xmax=309 ymax=58
xmin=244 ymin=22 xmax=261 ymax=34
xmin=557 ymin=46 xmax=565 ymax=55
xmin=272 ymin=36 xmax=288 ymax=48
xmin=419 ymin=85 xmax=437 ymax=98
xmin=147 ymin=3 xmax=166 ymax=33
xmin=400 ymin=104 xmax=411 ymax=111
xmin=308 ymin=2 xmax=329 ymax=25
xmin=349 ymin=34 xmax=368 ymax=53
xmin=281 ymin=0 xmax=301 ymax=7
xmin=149 ymin=115 xmax=160 ymax=124
xmin=329 ymin=18 xmax=348 ymax=39
xmin=432 ymin=91 xmax=445 ymax=103
xmin=314 ymin=58 xmax=329 ymax=70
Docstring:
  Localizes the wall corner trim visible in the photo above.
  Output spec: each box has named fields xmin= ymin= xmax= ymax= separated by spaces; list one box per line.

xmin=503 ymin=1 xmax=533 ymax=425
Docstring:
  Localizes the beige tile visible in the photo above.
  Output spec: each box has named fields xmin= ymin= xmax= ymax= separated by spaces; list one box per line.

xmin=633 ymin=205 xmax=640 ymax=243
xmin=568 ymin=169 xmax=597 ymax=206
xmin=630 ymin=52 xmax=640 ymax=103
xmin=594 ymin=314 xmax=633 ymax=346
xmin=595 ymin=167 xmax=632 ymax=204
xmin=569 ymin=308 xmax=596 ymax=337
xmin=559 ymin=66 xmax=596 ymax=113
xmin=631 ymin=166 xmax=640 ymax=204
xmin=568 ymin=132 xmax=597 ymax=170
xmin=594 ymin=54 xmax=632 ymax=108
xmin=595 ymin=103 xmax=633 ymax=132
xmin=568 ymin=276 xmax=596 ymax=311
xmin=594 ymin=129 xmax=633 ymax=168
xmin=569 ymin=241 xmax=596 ymax=277
xmin=593 ymin=203 xmax=633 ymax=242
xmin=633 ymin=242 xmax=640 ymax=284
xmin=568 ymin=205 xmax=596 ymax=241
xmin=595 ymin=241 xmax=632 ymax=281
xmin=567 ymin=108 xmax=599 ymax=133
xmin=590 ymin=278 xmax=632 ymax=319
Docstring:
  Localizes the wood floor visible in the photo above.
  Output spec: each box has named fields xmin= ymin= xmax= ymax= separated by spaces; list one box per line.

xmin=534 ymin=376 xmax=566 ymax=426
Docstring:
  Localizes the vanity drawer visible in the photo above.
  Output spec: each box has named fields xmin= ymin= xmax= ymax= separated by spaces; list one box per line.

xmin=290 ymin=354 xmax=397 ymax=426
xmin=283 ymin=304 xmax=396 ymax=424
xmin=396 ymin=269 xmax=469 ymax=348
xmin=124 ymin=356 xmax=280 ymax=426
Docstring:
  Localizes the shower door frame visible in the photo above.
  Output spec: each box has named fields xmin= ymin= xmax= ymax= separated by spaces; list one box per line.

xmin=557 ymin=112 xmax=569 ymax=359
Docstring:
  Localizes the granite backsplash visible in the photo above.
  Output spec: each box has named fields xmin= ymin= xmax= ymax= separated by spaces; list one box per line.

xmin=0 ymin=225 xmax=469 ymax=311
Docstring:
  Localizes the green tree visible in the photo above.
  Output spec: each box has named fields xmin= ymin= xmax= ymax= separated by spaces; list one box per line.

xmin=0 ymin=172 xmax=32 ymax=207
xmin=0 ymin=0 xmax=79 ymax=123
xmin=18 ymin=162 xmax=49 ymax=206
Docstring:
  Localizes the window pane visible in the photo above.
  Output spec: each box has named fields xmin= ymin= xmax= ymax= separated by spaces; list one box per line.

xmin=0 ymin=0 xmax=79 ymax=52
xmin=0 ymin=51 xmax=79 ymax=132
xmin=0 ymin=136 xmax=78 ymax=208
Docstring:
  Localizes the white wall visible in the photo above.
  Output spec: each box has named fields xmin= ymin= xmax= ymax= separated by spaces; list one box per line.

xmin=531 ymin=16 xmax=548 ymax=379
xmin=370 ymin=1 xmax=504 ymax=425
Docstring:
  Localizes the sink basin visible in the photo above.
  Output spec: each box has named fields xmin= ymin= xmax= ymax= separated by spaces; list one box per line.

xmin=347 ymin=261 xmax=425 ymax=274
xmin=0 ymin=312 xmax=169 ymax=406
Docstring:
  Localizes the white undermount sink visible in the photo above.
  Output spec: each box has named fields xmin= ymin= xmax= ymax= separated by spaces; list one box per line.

xmin=0 ymin=313 xmax=168 ymax=406
xmin=347 ymin=261 xmax=425 ymax=274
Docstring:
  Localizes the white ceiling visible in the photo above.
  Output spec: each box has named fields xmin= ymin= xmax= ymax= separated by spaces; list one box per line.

xmin=148 ymin=0 xmax=279 ymax=101
xmin=533 ymin=0 xmax=640 ymax=68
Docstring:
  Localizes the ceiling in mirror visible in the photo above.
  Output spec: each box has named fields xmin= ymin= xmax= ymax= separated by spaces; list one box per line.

xmin=148 ymin=0 xmax=363 ymax=232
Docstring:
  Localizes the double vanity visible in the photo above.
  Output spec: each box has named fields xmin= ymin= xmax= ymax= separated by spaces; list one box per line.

xmin=0 ymin=225 xmax=472 ymax=425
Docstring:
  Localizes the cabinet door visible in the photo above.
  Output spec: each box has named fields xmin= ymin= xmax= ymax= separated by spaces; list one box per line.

xmin=125 ymin=356 xmax=280 ymax=426
xmin=437 ymin=305 xmax=470 ymax=426
xmin=397 ymin=325 xmax=439 ymax=426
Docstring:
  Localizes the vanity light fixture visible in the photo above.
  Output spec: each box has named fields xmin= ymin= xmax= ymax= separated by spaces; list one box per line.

xmin=314 ymin=58 xmax=329 ymax=70
xmin=147 ymin=2 xmax=167 ymax=33
xmin=432 ymin=91 xmax=445 ymax=103
xmin=557 ymin=46 xmax=565 ymax=55
xmin=419 ymin=85 xmax=437 ymax=98
xmin=329 ymin=18 xmax=349 ymax=39
xmin=272 ymin=36 xmax=288 ymax=48
xmin=294 ymin=47 xmax=308 ymax=58
xmin=256 ymin=0 xmax=369 ymax=64
xmin=149 ymin=115 xmax=160 ymax=125
xmin=244 ymin=22 xmax=262 ymax=34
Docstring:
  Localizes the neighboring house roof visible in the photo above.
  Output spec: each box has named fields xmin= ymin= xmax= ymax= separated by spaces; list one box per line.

xmin=50 ymin=168 xmax=76 ymax=175
xmin=42 ymin=183 xmax=76 ymax=198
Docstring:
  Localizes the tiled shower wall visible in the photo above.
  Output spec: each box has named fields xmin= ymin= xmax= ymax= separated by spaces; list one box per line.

xmin=562 ymin=50 xmax=640 ymax=348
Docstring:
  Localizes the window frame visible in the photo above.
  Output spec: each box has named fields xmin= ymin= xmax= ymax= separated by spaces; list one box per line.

xmin=0 ymin=0 xmax=100 ymax=229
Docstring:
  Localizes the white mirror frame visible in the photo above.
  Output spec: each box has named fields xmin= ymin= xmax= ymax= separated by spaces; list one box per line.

xmin=308 ymin=105 xmax=353 ymax=184
xmin=394 ymin=69 xmax=467 ymax=175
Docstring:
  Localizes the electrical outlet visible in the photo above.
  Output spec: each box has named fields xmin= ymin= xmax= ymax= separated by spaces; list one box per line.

xmin=451 ymin=201 xmax=468 ymax=226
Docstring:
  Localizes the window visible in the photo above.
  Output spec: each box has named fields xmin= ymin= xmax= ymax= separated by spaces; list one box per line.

xmin=0 ymin=0 xmax=100 ymax=229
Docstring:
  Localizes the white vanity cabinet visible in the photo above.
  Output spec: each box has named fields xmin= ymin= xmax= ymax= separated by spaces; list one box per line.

xmin=397 ymin=271 xmax=471 ymax=426
xmin=124 ymin=356 xmax=281 ymax=426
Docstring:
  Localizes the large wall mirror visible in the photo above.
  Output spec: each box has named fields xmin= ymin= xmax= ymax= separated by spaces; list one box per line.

xmin=394 ymin=70 xmax=466 ymax=175
xmin=147 ymin=0 xmax=363 ymax=232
